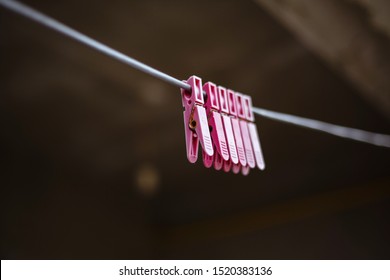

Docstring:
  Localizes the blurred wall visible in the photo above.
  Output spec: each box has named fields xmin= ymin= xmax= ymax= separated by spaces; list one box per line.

xmin=1 ymin=0 xmax=389 ymax=259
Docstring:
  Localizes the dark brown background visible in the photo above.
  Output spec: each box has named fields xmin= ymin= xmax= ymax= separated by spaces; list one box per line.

xmin=1 ymin=0 xmax=389 ymax=259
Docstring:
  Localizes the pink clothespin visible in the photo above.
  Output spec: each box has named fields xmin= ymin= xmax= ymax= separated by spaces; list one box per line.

xmin=242 ymin=95 xmax=265 ymax=170
xmin=218 ymin=86 xmax=239 ymax=172
xmin=203 ymin=82 xmax=229 ymax=168
xmin=180 ymin=76 xmax=264 ymax=174
xmin=236 ymin=93 xmax=256 ymax=170
xmin=227 ymin=89 xmax=247 ymax=174
xmin=181 ymin=76 xmax=214 ymax=163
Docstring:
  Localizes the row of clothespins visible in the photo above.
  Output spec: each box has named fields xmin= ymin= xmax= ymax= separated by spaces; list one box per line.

xmin=180 ymin=76 xmax=265 ymax=175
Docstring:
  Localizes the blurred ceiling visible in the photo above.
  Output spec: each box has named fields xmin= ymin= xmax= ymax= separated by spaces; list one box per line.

xmin=1 ymin=0 xmax=389 ymax=259
xmin=256 ymin=0 xmax=390 ymax=117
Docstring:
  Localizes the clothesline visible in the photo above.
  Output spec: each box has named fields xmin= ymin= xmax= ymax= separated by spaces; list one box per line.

xmin=1 ymin=0 xmax=389 ymax=148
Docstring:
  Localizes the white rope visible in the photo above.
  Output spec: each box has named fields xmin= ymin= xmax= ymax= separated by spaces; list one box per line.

xmin=1 ymin=0 xmax=389 ymax=148
xmin=253 ymin=108 xmax=390 ymax=148
xmin=0 ymin=0 xmax=190 ymax=91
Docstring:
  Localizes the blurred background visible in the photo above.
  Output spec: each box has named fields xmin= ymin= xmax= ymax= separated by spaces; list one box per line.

xmin=1 ymin=0 xmax=390 ymax=259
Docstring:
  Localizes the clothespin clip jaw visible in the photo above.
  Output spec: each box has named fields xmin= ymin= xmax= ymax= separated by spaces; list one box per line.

xmin=203 ymin=82 xmax=229 ymax=168
xmin=242 ymin=95 xmax=266 ymax=170
xmin=181 ymin=76 xmax=214 ymax=164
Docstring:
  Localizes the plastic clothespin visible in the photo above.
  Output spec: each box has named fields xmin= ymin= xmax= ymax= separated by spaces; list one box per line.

xmin=227 ymin=89 xmax=247 ymax=174
xmin=218 ymin=86 xmax=239 ymax=172
xmin=203 ymin=82 xmax=229 ymax=168
xmin=236 ymin=93 xmax=256 ymax=170
xmin=181 ymin=76 xmax=214 ymax=163
xmin=242 ymin=95 xmax=265 ymax=170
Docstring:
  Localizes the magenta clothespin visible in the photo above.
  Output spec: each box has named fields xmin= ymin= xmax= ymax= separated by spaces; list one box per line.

xmin=236 ymin=93 xmax=256 ymax=169
xmin=242 ymin=95 xmax=265 ymax=170
xmin=181 ymin=76 xmax=214 ymax=164
xmin=218 ymin=86 xmax=239 ymax=169
xmin=203 ymin=82 xmax=229 ymax=168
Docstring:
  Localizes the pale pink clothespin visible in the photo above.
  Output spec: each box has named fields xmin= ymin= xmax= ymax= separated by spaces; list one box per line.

xmin=235 ymin=93 xmax=256 ymax=173
xmin=203 ymin=82 xmax=229 ymax=168
xmin=181 ymin=76 xmax=214 ymax=163
xmin=242 ymin=95 xmax=265 ymax=170
xmin=227 ymin=89 xmax=247 ymax=174
xmin=218 ymin=86 xmax=239 ymax=172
